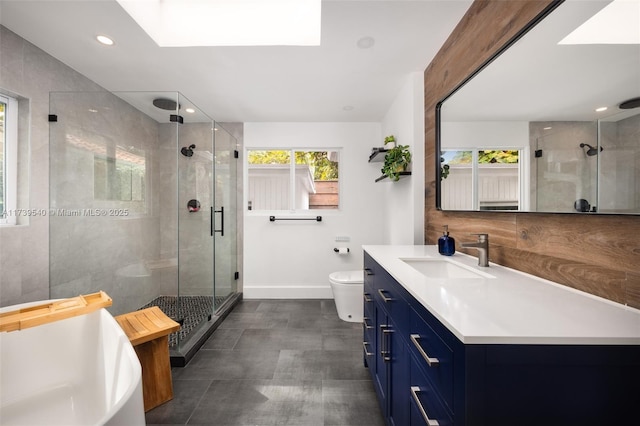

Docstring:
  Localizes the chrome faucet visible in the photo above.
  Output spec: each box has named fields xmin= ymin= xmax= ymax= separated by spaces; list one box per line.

xmin=461 ymin=233 xmax=489 ymax=267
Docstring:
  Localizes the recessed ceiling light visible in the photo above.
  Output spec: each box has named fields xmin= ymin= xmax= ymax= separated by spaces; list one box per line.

xmin=185 ymin=108 xmax=195 ymax=114
xmin=116 ymin=0 xmax=321 ymax=46
xmin=595 ymin=106 xmax=608 ymax=112
xmin=96 ymin=35 xmax=114 ymax=46
xmin=356 ymin=36 xmax=375 ymax=49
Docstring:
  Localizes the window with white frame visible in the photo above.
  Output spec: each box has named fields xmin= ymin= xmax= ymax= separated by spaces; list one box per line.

xmin=440 ymin=149 xmax=522 ymax=211
xmin=247 ymin=149 xmax=339 ymax=211
xmin=0 ymin=94 xmax=18 ymax=225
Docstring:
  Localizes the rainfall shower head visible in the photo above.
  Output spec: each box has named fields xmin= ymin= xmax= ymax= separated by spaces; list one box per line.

xmin=579 ymin=143 xmax=602 ymax=156
xmin=153 ymin=98 xmax=180 ymax=111
xmin=181 ymin=144 xmax=196 ymax=157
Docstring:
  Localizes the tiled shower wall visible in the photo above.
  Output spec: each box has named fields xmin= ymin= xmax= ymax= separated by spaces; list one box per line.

xmin=0 ymin=25 xmax=104 ymax=307
xmin=48 ymin=91 xmax=164 ymax=316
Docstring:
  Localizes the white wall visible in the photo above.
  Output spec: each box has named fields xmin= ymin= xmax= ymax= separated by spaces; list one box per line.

xmin=441 ymin=121 xmax=529 ymax=148
xmin=243 ymin=122 xmax=386 ymax=298
xmin=381 ymin=72 xmax=425 ymax=245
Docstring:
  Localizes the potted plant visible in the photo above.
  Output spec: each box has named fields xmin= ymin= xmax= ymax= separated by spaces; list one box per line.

xmin=382 ymin=144 xmax=411 ymax=181
xmin=383 ymin=135 xmax=396 ymax=149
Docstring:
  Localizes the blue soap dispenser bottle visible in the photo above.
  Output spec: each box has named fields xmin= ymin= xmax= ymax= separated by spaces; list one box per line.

xmin=438 ymin=225 xmax=456 ymax=256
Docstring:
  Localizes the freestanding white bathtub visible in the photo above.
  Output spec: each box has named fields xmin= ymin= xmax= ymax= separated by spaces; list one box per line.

xmin=0 ymin=305 xmax=145 ymax=425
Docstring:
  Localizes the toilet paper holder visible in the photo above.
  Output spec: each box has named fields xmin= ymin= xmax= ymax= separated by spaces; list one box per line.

xmin=334 ymin=248 xmax=350 ymax=253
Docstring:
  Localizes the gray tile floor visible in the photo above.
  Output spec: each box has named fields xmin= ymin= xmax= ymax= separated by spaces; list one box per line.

xmin=146 ymin=299 xmax=385 ymax=426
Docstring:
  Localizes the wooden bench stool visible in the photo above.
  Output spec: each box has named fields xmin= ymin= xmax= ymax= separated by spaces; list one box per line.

xmin=115 ymin=306 xmax=180 ymax=412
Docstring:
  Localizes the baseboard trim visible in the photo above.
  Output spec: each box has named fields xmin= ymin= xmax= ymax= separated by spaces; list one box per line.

xmin=243 ymin=285 xmax=333 ymax=299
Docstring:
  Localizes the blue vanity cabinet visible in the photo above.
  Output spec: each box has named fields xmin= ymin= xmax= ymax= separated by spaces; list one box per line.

xmin=364 ymin=252 xmax=411 ymax=426
xmin=408 ymin=303 xmax=460 ymax=424
xmin=364 ymin=251 xmax=640 ymax=426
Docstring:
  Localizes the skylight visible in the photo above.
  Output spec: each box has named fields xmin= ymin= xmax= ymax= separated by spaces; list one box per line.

xmin=559 ymin=0 xmax=640 ymax=45
xmin=116 ymin=0 xmax=321 ymax=47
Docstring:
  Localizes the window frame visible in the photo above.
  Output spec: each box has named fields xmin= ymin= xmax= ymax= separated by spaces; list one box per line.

xmin=0 ymin=94 xmax=18 ymax=226
xmin=245 ymin=147 xmax=341 ymax=214
xmin=440 ymin=147 xmax=526 ymax=211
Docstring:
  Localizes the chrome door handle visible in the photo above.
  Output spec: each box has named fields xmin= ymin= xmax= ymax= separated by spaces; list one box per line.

xmin=363 ymin=342 xmax=373 ymax=357
xmin=410 ymin=386 xmax=440 ymax=426
xmin=363 ymin=293 xmax=373 ymax=303
xmin=362 ymin=317 xmax=373 ymax=330
xmin=381 ymin=325 xmax=394 ymax=362
xmin=378 ymin=289 xmax=394 ymax=303
xmin=410 ymin=334 xmax=440 ymax=367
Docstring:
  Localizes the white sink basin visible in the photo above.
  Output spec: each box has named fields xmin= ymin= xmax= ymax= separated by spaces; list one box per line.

xmin=401 ymin=258 xmax=495 ymax=279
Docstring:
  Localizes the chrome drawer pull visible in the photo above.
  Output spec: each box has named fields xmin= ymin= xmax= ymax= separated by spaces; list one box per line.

xmin=362 ymin=317 xmax=373 ymax=330
xmin=377 ymin=289 xmax=394 ymax=303
xmin=363 ymin=293 xmax=373 ymax=303
xmin=363 ymin=342 xmax=373 ymax=357
xmin=382 ymin=327 xmax=394 ymax=362
xmin=410 ymin=334 xmax=440 ymax=367
xmin=410 ymin=386 xmax=440 ymax=426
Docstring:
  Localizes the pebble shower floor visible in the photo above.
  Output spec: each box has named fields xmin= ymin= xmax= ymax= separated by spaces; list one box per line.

xmin=141 ymin=295 xmax=224 ymax=347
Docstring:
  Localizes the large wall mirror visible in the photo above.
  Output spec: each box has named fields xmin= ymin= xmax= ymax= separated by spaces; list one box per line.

xmin=437 ymin=0 xmax=640 ymax=214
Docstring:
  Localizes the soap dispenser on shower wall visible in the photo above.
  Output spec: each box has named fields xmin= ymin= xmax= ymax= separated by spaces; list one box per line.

xmin=438 ymin=225 xmax=456 ymax=256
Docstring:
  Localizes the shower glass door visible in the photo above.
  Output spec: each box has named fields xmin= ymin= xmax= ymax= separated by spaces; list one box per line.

xmin=212 ymin=124 xmax=238 ymax=309
xmin=175 ymin=93 xmax=216 ymax=348
xmin=50 ymin=91 xmax=238 ymax=357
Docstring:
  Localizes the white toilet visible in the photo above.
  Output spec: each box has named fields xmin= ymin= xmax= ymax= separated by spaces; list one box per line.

xmin=329 ymin=270 xmax=364 ymax=323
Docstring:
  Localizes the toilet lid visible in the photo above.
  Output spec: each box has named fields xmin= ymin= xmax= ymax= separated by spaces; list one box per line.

xmin=329 ymin=270 xmax=364 ymax=284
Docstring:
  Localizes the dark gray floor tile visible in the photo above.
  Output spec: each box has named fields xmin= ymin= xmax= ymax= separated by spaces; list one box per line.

xmin=256 ymin=299 xmax=324 ymax=314
xmin=274 ymin=350 xmax=371 ymax=381
xmin=188 ymin=379 xmax=324 ymax=426
xmin=230 ymin=299 xmax=262 ymax=313
xmin=217 ymin=311 xmax=290 ymax=329
xmin=148 ymin=299 xmax=384 ymax=426
xmin=322 ymin=327 xmax=364 ymax=351
xmin=321 ymin=299 xmax=339 ymax=315
xmin=323 ymin=380 xmax=386 ymax=426
xmin=234 ymin=328 xmax=323 ymax=351
xmin=287 ymin=310 xmax=360 ymax=330
xmin=172 ymin=348 xmax=280 ymax=380
xmin=200 ymin=327 xmax=243 ymax=350
xmin=144 ymin=379 xmax=211 ymax=424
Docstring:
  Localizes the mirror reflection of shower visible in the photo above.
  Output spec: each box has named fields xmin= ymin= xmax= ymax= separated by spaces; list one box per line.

xmin=181 ymin=144 xmax=196 ymax=157
xmin=579 ymin=143 xmax=602 ymax=157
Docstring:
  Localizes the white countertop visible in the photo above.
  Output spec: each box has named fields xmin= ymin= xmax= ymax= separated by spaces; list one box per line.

xmin=363 ymin=245 xmax=640 ymax=345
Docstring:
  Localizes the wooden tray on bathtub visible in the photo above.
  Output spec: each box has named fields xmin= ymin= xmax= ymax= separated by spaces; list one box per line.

xmin=0 ymin=291 xmax=113 ymax=332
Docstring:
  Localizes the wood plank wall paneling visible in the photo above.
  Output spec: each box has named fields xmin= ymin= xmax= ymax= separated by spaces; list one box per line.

xmin=424 ymin=0 xmax=640 ymax=309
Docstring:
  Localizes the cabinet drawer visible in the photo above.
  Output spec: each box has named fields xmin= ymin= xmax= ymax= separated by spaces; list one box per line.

xmin=410 ymin=357 xmax=453 ymax=426
xmin=409 ymin=308 xmax=454 ymax=411
xmin=374 ymin=269 xmax=410 ymax=328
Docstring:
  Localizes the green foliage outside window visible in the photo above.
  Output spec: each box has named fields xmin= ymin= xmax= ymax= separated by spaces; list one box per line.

xmin=248 ymin=150 xmax=338 ymax=181
xmin=448 ymin=150 xmax=519 ymax=164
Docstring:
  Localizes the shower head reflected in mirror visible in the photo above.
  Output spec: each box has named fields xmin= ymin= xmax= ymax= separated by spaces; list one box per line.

xmin=181 ymin=144 xmax=196 ymax=157
xmin=579 ymin=143 xmax=603 ymax=156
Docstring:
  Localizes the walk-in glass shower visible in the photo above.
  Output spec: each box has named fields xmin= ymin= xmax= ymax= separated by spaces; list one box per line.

xmin=49 ymin=91 xmax=238 ymax=362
